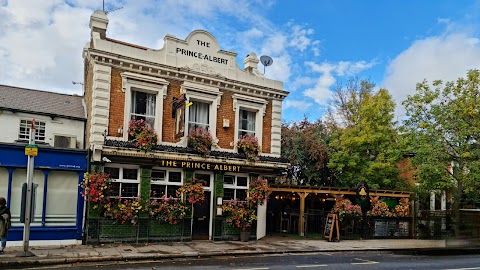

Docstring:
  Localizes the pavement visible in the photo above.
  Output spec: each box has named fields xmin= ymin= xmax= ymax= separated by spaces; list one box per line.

xmin=0 ymin=236 xmax=455 ymax=269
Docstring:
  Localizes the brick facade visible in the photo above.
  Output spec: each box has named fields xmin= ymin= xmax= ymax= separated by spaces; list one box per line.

xmin=108 ymin=67 xmax=125 ymax=137
xmin=101 ymin=71 xmax=275 ymax=153
xmin=84 ymin=63 xmax=94 ymax=146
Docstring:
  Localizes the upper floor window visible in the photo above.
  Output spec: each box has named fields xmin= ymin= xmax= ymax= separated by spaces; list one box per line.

xmin=121 ymin=72 xmax=169 ymax=142
xmin=131 ymin=90 xmax=156 ymax=127
xmin=181 ymin=81 xmax=222 ymax=143
xmin=188 ymin=101 xmax=210 ymax=132
xmin=232 ymin=94 xmax=267 ymax=149
xmin=238 ymin=109 xmax=256 ymax=138
xmin=19 ymin=119 xmax=46 ymax=142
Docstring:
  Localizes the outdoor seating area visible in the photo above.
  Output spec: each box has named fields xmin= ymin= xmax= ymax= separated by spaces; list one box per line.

xmin=266 ymin=184 xmax=413 ymax=239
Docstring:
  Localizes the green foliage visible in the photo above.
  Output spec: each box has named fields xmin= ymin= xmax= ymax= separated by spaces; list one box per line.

xmin=281 ymin=117 xmax=332 ymax=186
xmin=402 ymin=69 xmax=480 ymax=208
xmin=326 ymin=79 xmax=404 ymax=190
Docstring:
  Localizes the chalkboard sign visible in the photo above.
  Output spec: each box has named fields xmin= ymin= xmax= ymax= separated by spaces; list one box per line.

xmin=324 ymin=213 xmax=340 ymax=242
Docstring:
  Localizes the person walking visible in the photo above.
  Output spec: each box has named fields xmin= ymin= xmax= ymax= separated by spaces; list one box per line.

xmin=0 ymin=197 xmax=11 ymax=254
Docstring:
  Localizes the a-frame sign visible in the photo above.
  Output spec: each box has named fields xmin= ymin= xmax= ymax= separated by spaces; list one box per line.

xmin=324 ymin=213 xmax=340 ymax=242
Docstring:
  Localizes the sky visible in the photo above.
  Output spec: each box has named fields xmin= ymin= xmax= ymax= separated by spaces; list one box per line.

xmin=1 ymin=0 xmax=480 ymax=123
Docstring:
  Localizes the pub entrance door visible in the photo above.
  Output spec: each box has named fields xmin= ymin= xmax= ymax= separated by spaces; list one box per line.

xmin=192 ymin=173 xmax=211 ymax=240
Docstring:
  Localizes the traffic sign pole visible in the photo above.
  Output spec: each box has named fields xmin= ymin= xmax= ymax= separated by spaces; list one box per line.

xmin=22 ymin=121 xmax=36 ymax=257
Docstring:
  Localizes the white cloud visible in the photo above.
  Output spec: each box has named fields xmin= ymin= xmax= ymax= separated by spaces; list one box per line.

xmin=284 ymin=100 xmax=312 ymax=111
xmin=383 ymin=33 xmax=480 ymax=116
xmin=303 ymin=60 xmax=376 ymax=105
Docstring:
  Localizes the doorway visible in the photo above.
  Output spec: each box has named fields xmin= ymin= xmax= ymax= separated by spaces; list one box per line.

xmin=192 ymin=173 xmax=211 ymax=240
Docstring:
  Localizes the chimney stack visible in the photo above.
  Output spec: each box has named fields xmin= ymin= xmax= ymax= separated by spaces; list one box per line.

xmin=89 ymin=10 xmax=109 ymax=39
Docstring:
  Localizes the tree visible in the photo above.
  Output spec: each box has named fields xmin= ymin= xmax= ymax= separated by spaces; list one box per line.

xmin=326 ymin=79 xmax=404 ymax=190
xmin=402 ymin=69 xmax=480 ymax=208
xmin=281 ymin=117 xmax=332 ymax=186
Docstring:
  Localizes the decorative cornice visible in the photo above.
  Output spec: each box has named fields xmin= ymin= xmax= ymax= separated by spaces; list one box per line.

xmin=85 ymin=49 xmax=289 ymax=101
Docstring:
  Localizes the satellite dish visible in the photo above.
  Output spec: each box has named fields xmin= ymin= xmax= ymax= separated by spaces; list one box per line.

xmin=260 ymin=55 xmax=273 ymax=75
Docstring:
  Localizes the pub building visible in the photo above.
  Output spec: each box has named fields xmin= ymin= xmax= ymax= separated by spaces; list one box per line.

xmin=83 ymin=10 xmax=289 ymax=242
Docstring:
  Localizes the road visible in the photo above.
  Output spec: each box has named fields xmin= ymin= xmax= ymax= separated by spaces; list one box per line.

xmin=19 ymin=251 xmax=480 ymax=270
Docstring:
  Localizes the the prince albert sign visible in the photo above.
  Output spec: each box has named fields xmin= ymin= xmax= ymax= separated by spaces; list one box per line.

xmin=356 ymin=181 xmax=369 ymax=201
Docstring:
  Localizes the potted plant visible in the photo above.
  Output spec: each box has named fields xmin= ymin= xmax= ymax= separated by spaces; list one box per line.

xmin=187 ymin=127 xmax=214 ymax=157
xmin=128 ymin=119 xmax=158 ymax=152
xmin=236 ymin=134 xmax=261 ymax=162
xmin=222 ymin=200 xmax=257 ymax=241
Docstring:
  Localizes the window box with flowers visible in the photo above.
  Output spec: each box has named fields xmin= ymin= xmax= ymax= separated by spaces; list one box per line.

xmin=128 ymin=119 xmax=158 ymax=152
xmin=147 ymin=195 xmax=191 ymax=240
xmin=236 ymin=134 xmax=261 ymax=162
xmin=187 ymin=128 xmax=214 ymax=157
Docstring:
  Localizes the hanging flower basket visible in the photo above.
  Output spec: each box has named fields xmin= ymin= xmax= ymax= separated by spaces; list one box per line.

xmin=247 ymin=178 xmax=269 ymax=205
xmin=176 ymin=178 xmax=206 ymax=205
xmin=80 ymin=172 xmax=111 ymax=208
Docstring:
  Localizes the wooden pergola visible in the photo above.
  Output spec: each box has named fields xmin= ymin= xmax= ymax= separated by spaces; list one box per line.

xmin=267 ymin=184 xmax=413 ymax=236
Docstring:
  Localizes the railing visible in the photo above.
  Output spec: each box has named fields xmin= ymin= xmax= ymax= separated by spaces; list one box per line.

xmin=103 ymin=138 xmax=289 ymax=163
xmin=85 ymin=217 xmax=192 ymax=244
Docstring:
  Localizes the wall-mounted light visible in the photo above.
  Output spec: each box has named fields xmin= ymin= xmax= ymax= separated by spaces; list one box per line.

xmin=216 ymin=206 xmax=223 ymax=216
xmin=117 ymin=128 xmax=123 ymax=134
xmin=217 ymin=197 xmax=223 ymax=206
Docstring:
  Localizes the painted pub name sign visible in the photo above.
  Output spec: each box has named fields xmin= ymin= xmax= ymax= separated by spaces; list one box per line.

xmin=159 ymin=159 xmax=241 ymax=172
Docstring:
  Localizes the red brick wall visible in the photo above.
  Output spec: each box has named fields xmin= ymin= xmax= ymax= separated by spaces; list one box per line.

xmin=216 ymin=90 xmax=235 ymax=149
xmin=262 ymin=101 xmax=272 ymax=154
xmin=84 ymin=63 xmax=94 ymax=145
xmin=163 ymin=79 xmax=183 ymax=143
xmin=397 ymin=157 xmax=416 ymax=187
xmin=108 ymin=68 xmax=125 ymax=137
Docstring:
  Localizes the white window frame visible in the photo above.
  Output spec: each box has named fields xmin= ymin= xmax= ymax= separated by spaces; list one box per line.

xmin=193 ymin=171 xmax=213 ymax=190
xmin=104 ymin=164 xmax=140 ymax=198
xmin=122 ymin=72 xmax=169 ymax=142
xmin=232 ymin=94 xmax=267 ymax=150
xmin=19 ymin=119 xmax=46 ymax=142
xmin=223 ymin=173 xmax=249 ymax=201
xmin=187 ymin=101 xmax=211 ymax=132
xmin=150 ymin=168 xmax=184 ymax=199
xmin=182 ymin=81 xmax=222 ymax=144
xmin=238 ymin=109 xmax=256 ymax=138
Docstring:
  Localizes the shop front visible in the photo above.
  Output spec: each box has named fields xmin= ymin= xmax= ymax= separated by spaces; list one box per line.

xmin=83 ymin=144 xmax=288 ymax=244
xmin=0 ymin=143 xmax=88 ymax=243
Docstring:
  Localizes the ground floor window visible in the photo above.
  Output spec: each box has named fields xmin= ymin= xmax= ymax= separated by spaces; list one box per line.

xmin=150 ymin=169 xmax=183 ymax=198
xmin=223 ymin=174 xmax=248 ymax=201
xmin=104 ymin=166 xmax=140 ymax=198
